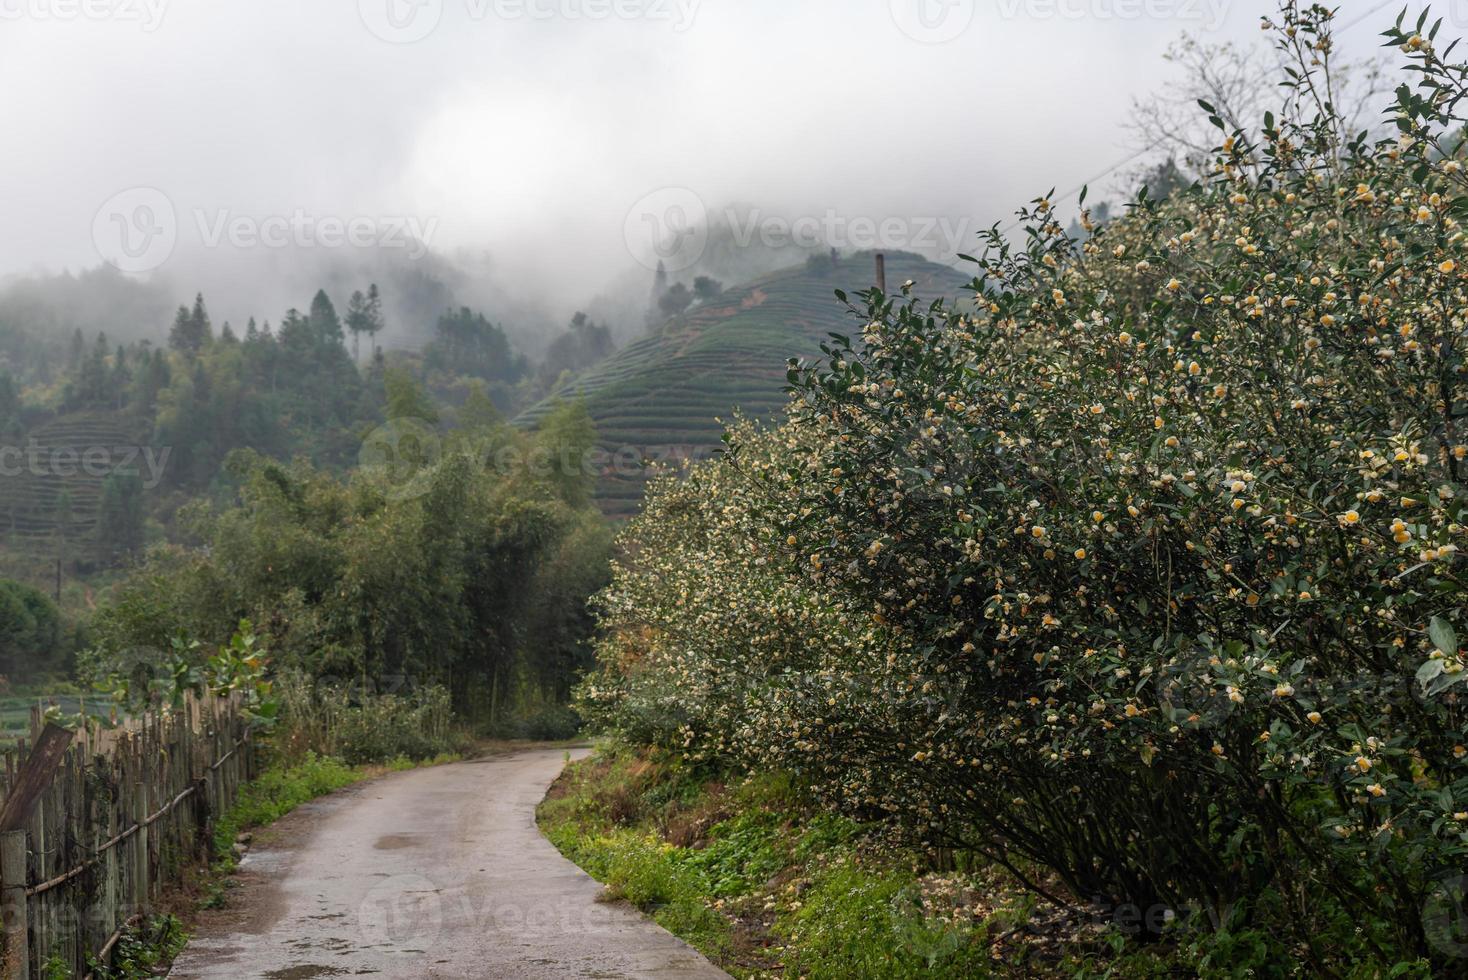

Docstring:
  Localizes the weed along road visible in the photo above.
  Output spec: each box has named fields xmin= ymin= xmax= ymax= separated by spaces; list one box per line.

xmin=167 ymin=748 xmax=730 ymax=979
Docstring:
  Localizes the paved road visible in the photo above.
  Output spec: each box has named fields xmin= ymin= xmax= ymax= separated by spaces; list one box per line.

xmin=168 ymin=748 xmax=729 ymax=979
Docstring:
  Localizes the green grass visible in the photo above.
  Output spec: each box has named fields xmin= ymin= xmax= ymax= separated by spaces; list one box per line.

xmin=210 ymin=751 xmax=364 ymax=864
xmin=537 ymin=749 xmax=1008 ymax=978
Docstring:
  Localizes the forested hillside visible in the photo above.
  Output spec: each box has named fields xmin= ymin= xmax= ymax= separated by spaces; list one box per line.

xmin=520 ymin=251 xmax=965 ymax=517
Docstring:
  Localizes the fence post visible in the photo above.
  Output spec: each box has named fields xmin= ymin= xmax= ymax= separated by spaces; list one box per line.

xmin=2 ymin=829 xmax=29 ymax=980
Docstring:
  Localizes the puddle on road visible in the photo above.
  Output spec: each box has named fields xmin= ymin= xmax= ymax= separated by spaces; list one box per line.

xmin=372 ymin=834 xmax=419 ymax=850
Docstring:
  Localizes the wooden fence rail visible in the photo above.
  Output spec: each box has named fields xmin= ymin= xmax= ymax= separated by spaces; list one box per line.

xmin=0 ymin=693 xmax=254 ymax=979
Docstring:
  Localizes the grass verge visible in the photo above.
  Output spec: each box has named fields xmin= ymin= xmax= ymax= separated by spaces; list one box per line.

xmin=537 ymin=748 xmax=1433 ymax=978
xmin=537 ymin=748 xmax=1025 ymax=978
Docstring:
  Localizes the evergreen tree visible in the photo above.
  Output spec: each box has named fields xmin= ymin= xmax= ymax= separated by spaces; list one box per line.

xmin=346 ymin=289 xmax=370 ymax=362
xmin=68 ymin=328 xmax=85 ymax=373
xmin=309 ymin=290 xmax=344 ymax=347
xmin=168 ymin=294 xmax=212 ymax=356
xmin=365 ymin=283 xmax=384 ymax=357
xmin=97 ymin=473 xmax=144 ymax=561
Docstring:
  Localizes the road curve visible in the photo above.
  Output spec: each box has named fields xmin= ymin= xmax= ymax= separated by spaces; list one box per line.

xmin=168 ymin=748 xmax=729 ymax=980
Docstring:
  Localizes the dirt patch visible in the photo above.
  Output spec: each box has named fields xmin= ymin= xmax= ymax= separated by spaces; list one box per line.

xmin=262 ymin=966 xmax=347 ymax=979
xmin=373 ymin=834 xmax=418 ymax=850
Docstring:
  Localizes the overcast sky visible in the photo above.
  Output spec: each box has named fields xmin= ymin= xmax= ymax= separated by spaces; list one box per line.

xmin=0 ymin=0 xmax=1430 ymax=326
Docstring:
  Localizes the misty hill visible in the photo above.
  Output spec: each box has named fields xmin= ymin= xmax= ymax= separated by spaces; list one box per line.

xmin=518 ymin=251 xmax=967 ymax=518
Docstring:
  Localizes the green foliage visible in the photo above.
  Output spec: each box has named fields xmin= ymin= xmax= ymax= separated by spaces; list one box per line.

xmin=92 ymin=621 xmax=277 ymax=729
xmin=425 ymin=307 xmax=526 ymax=385
xmin=273 ymin=669 xmax=455 ymax=764
xmin=517 ymin=251 xmax=964 ymax=518
xmin=0 ymin=578 xmax=62 ymax=678
xmin=211 ymin=751 xmax=362 ymax=863
xmin=87 ymin=915 xmax=189 ymax=980
xmin=581 ymin=5 xmax=1468 ymax=972
xmin=88 ymin=438 xmax=609 ymax=727
xmin=540 ymin=751 xmax=1000 ymax=978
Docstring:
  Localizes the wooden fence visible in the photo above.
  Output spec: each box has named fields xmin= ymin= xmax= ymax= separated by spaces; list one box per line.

xmin=0 ymin=694 xmax=254 ymax=979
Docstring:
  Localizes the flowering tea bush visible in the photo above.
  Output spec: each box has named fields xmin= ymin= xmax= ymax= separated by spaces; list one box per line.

xmin=584 ymin=4 xmax=1468 ymax=964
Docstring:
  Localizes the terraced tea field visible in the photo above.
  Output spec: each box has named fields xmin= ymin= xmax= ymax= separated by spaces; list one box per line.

xmin=0 ymin=693 xmax=97 ymax=747
xmin=0 ymin=411 xmax=151 ymax=564
xmin=520 ymin=251 xmax=967 ymax=518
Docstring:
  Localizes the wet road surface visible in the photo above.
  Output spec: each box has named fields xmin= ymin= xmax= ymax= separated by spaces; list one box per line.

xmin=167 ymin=747 xmax=729 ymax=979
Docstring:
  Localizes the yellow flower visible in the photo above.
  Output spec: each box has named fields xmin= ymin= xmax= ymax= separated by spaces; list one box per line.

xmin=1032 ymin=526 xmax=1047 ymax=539
xmin=1367 ymin=783 xmax=1386 ymax=798
xmin=1166 ymin=279 xmax=1182 ymax=292
xmin=1092 ymin=510 xmax=1105 ymax=523
xmin=1074 ymin=548 xmax=1087 ymax=560
xmin=1441 ymin=259 xmax=1457 ymax=274
xmin=1307 ymin=711 xmax=1322 ymax=724
xmin=1274 ymin=683 xmax=1295 ymax=698
xmin=1342 ymin=510 xmax=1360 ymax=524
xmin=1355 ymin=756 xmax=1372 ymax=773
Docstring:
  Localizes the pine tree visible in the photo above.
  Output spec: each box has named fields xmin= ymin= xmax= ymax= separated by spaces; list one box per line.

xmin=309 ymin=290 xmax=344 ymax=347
xmin=365 ymin=284 xmax=384 ymax=357
xmin=346 ymin=290 xmax=370 ymax=363
xmin=168 ymin=294 xmax=212 ymax=356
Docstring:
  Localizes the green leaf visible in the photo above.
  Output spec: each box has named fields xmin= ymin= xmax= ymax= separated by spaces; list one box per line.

xmin=1429 ymin=616 xmax=1458 ymax=655
xmin=1417 ymin=658 xmax=1445 ymax=686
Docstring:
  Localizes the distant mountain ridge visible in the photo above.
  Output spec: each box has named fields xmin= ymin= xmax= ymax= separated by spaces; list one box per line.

xmin=519 ymin=251 xmax=968 ymax=518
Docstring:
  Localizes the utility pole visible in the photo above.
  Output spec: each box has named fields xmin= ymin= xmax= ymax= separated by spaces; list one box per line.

xmin=875 ymin=253 xmax=887 ymax=294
